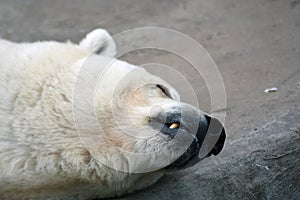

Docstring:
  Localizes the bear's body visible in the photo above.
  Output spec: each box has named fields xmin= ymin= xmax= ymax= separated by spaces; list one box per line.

xmin=0 ymin=29 xmax=226 ymax=199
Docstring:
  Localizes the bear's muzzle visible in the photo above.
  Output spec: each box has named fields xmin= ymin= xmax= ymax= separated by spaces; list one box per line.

xmin=165 ymin=114 xmax=226 ymax=170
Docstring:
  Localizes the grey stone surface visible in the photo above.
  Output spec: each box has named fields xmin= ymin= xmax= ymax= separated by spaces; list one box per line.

xmin=0 ymin=0 xmax=299 ymax=199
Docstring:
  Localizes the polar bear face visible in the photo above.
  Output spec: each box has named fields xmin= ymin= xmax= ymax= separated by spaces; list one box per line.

xmin=96 ymin=73 xmax=226 ymax=172
xmin=74 ymin=54 xmax=226 ymax=173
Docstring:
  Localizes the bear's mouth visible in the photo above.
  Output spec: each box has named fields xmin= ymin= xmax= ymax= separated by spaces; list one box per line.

xmin=164 ymin=137 xmax=202 ymax=170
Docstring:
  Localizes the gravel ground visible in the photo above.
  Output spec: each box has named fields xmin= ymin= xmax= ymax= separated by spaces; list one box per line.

xmin=0 ymin=0 xmax=299 ymax=199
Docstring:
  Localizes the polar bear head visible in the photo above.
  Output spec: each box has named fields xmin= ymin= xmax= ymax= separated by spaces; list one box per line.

xmin=73 ymin=29 xmax=226 ymax=173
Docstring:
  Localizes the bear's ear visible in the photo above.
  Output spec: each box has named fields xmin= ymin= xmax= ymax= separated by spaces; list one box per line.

xmin=79 ymin=29 xmax=116 ymax=57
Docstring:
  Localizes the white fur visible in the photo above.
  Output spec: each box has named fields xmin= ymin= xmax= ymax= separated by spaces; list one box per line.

xmin=0 ymin=29 xmax=186 ymax=199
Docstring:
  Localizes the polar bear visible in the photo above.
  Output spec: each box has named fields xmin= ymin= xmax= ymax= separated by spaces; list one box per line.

xmin=0 ymin=29 xmax=226 ymax=199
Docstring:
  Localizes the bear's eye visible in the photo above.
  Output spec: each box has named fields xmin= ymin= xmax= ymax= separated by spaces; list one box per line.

xmin=157 ymin=84 xmax=171 ymax=98
xmin=166 ymin=122 xmax=180 ymax=129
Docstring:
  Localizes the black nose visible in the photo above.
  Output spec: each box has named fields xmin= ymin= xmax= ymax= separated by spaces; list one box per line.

xmin=201 ymin=116 xmax=226 ymax=157
xmin=208 ymin=128 xmax=226 ymax=156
